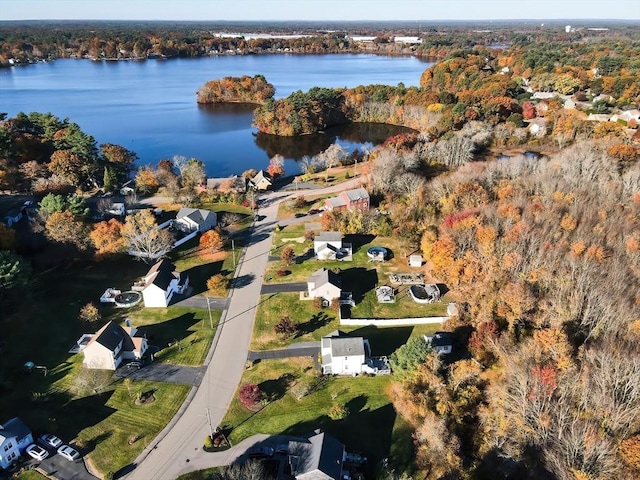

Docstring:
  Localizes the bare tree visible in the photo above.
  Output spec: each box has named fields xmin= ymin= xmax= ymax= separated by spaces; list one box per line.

xmin=121 ymin=210 xmax=174 ymax=262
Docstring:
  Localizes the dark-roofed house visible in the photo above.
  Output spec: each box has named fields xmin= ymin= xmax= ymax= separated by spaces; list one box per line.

xmin=307 ymin=268 xmax=341 ymax=303
xmin=138 ymin=259 xmax=189 ymax=307
xmin=424 ymin=332 xmax=453 ymax=355
xmin=175 ymin=207 xmax=217 ymax=233
xmin=324 ymin=187 xmax=370 ymax=213
xmin=288 ymin=429 xmax=346 ymax=480
xmin=321 ymin=330 xmax=370 ymax=375
xmin=314 ymin=231 xmax=352 ymax=261
xmin=0 ymin=417 xmax=33 ymax=469
xmin=249 ymin=170 xmax=273 ymax=191
xmin=82 ymin=321 xmax=148 ymax=370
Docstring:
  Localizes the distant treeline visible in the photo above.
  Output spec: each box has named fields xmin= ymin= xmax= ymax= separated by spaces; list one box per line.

xmin=1 ymin=21 xmax=639 ymax=66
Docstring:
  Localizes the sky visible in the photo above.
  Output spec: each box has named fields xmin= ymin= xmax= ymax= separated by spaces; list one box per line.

xmin=1 ymin=0 xmax=639 ymax=22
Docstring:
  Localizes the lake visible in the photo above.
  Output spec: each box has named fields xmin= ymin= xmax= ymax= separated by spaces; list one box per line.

xmin=0 ymin=54 xmax=433 ymax=176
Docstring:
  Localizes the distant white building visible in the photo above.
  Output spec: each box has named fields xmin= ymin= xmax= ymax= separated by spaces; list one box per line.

xmin=175 ymin=208 xmax=217 ymax=233
xmin=314 ymin=231 xmax=352 ymax=261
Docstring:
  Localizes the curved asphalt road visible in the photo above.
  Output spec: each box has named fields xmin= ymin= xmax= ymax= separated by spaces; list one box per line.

xmin=125 ymin=177 xmax=365 ymax=479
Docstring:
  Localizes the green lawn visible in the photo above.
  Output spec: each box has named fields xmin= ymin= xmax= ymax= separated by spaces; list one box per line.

xmin=14 ymin=470 xmax=48 ymax=480
xmin=76 ymin=380 xmax=190 ymax=475
xmin=350 ymin=286 xmax=448 ymax=319
xmin=252 ymin=293 xmax=339 ymax=350
xmin=127 ymin=306 xmax=220 ymax=366
xmin=221 ymin=358 xmax=403 ymax=469
xmin=176 ymin=468 xmax=221 ymax=480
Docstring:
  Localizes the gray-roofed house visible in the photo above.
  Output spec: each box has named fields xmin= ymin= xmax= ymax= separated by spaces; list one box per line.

xmin=321 ymin=330 xmax=370 ymax=375
xmin=249 ymin=170 xmax=273 ymax=191
xmin=175 ymin=208 xmax=217 ymax=233
xmin=424 ymin=332 xmax=453 ymax=355
xmin=288 ymin=429 xmax=346 ymax=480
xmin=82 ymin=321 xmax=148 ymax=370
xmin=0 ymin=417 xmax=33 ymax=469
xmin=324 ymin=187 xmax=370 ymax=212
xmin=314 ymin=231 xmax=352 ymax=261
xmin=307 ymin=268 xmax=341 ymax=303
xmin=137 ymin=258 xmax=189 ymax=308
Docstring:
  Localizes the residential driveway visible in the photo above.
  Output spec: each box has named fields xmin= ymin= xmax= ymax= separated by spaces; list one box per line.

xmin=114 ymin=363 xmax=205 ymax=386
xmin=247 ymin=343 xmax=320 ymax=361
xmin=260 ymin=283 xmax=307 ymax=294
xmin=37 ymin=455 xmax=97 ymax=480
xmin=171 ymin=294 xmax=228 ymax=310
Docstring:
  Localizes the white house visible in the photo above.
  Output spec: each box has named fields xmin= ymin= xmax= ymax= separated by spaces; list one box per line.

xmin=313 ymin=231 xmax=352 ymax=261
xmin=137 ymin=259 xmax=189 ymax=308
xmin=321 ymin=330 xmax=370 ymax=375
xmin=82 ymin=321 xmax=148 ymax=370
xmin=307 ymin=268 xmax=341 ymax=302
xmin=0 ymin=418 xmax=33 ymax=470
xmin=249 ymin=170 xmax=273 ymax=191
xmin=527 ymin=118 xmax=549 ymax=137
xmin=175 ymin=208 xmax=217 ymax=233
xmin=610 ymin=109 xmax=640 ymax=124
xmin=106 ymin=202 xmax=126 ymax=217
xmin=409 ymin=254 xmax=423 ymax=267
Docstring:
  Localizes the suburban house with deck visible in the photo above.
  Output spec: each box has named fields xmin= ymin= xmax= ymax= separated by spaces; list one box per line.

xmin=288 ymin=429 xmax=346 ymax=480
xmin=321 ymin=330 xmax=370 ymax=375
xmin=249 ymin=170 xmax=273 ymax=191
xmin=324 ymin=187 xmax=370 ymax=213
xmin=0 ymin=418 xmax=33 ymax=470
xmin=134 ymin=259 xmax=189 ymax=308
xmin=82 ymin=321 xmax=148 ymax=370
xmin=174 ymin=207 xmax=217 ymax=233
xmin=307 ymin=268 xmax=342 ymax=303
xmin=314 ymin=231 xmax=352 ymax=261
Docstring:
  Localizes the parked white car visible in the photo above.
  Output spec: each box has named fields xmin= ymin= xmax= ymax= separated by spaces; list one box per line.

xmin=26 ymin=444 xmax=49 ymax=461
xmin=39 ymin=433 xmax=63 ymax=449
xmin=57 ymin=445 xmax=81 ymax=462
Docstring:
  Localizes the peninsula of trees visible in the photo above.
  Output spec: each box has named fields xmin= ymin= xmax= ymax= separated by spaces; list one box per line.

xmin=196 ymin=75 xmax=275 ymax=104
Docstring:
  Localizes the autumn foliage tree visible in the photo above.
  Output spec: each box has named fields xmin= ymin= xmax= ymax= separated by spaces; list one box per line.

xmin=280 ymin=245 xmax=295 ymax=266
xmin=206 ymin=274 xmax=229 ymax=294
xmin=90 ymin=219 xmax=125 ymax=257
xmin=199 ymin=229 xmax=224 ymax=258
xmin=45 ymin=211 xmax=90 ymax=250
xmin=274 ymin=316 xmax=298 ymax=338
xmin=238 ymin=384 xmax=263 ymax=410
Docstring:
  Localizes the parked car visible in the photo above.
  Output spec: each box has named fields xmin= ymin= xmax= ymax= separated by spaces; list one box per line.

xmin=247 ymin=445 xmax=274 ymax=458
xmin=126 ymin=361 xmax=142 ymax=369
xmin=57 ymin=445 xmax=81 ymax=462
xmin=39 ymin=433 xmax=63 ymax=449
xmin=26 ymin=444 xmax=49 ymax=461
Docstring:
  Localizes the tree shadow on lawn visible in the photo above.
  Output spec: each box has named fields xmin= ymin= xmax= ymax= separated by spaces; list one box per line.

xmin=183 ymin=260 xmax=224 ymax=295
xmin=57 ymin=389 xmax=117 ymax=440
xmin=348 ymin=326 xmax=414 ymax=357
xmin=296 ymin=312 xmax=332 ymax=336
xmin=280 ymin=403 xmax=396 ymax=466
xmin=341 ymin=267 xmax=378 ymax=303
xmin=138 ymin=312 xmax=201 ymax=350
xmin=259 ymin=373 xmax=295 ymax=402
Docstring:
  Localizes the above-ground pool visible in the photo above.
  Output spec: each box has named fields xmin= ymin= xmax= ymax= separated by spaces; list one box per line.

xmin=114 ymin=291 xmax=142 ymax=308
xmin=367 ymin=246 xmax=388 ymax=261
xmin=409 ymin=284 xmax=441 ymax=304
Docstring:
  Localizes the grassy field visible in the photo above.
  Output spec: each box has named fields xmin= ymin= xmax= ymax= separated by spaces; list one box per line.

xmin=127 ymin=306 xmax=220 ymax=366
xmin=76 ymin=380 xmax=190 ymax=475
xmin=252 ymin=293 xmax=339 ymax=350
xmin=14 ymin=470 xmax=48 ymax=480
xmin=176 ymin=467 xmax=220 ymax=480
xmin=220 ymin=358 xmax=406 ymax=473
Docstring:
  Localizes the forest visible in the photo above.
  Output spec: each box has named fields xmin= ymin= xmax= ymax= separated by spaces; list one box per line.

xmin=196 ymin=75 xmax=275 ymax=104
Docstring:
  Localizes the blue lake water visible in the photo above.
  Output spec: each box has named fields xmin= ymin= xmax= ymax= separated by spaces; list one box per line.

xmin=0 ymin=54 xmax=432 ymax=176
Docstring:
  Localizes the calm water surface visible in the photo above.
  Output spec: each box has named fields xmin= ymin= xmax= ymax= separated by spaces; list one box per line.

xmin=0 ymin=55 xmax=432 ymax=175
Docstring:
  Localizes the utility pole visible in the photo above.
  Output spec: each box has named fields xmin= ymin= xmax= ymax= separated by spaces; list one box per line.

xmin=231 ymin=239 xmax=236 ymax=268
xmin=206 ymin=297 xmax=213 ymax=328
xmin=205 ymin=408 xmax=214 ymax=438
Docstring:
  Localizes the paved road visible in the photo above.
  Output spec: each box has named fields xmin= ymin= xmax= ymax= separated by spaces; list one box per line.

xmin=260 ymin=283 xmax=307 ymax=294
xmin=125 ymin=177 xmax=366 ymax=479
xmin=114 ymin=363 xmax=205 ymax=386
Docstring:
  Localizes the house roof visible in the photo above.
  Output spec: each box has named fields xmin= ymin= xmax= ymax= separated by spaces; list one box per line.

xmin=144 ymin=259 xmax=181 ymax=290
xmin=330 ymin=336 xmax=365 ymax=357
xmin=0 ymin=417 xmax=31 ymax=443
xmin=342 ymin=187 xmax=369 ymax=202
xmin=290 ymin=430 xmax=344 ymax=480
xmin=86 ymin=321 xmax=135 ymax=353
xmin=308 ymin=268 xmax=340 ymax=289
xmin=425 ymin=332 xmax=453 ymax=348
xmin=315 ymin=231 xmax=342 ymax=243
xmin=176 ymin=208 xmax=215 ymax=226
xmin=325 ymin=196 xmax=347 ymax=209
xmin=251 ymin=170 xmax=272 ymax=185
